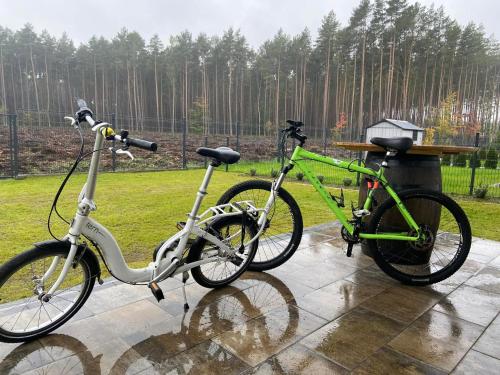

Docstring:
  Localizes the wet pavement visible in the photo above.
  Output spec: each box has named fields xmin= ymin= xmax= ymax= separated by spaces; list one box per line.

xmin=1 ymin=222 xmax=499 ymax=374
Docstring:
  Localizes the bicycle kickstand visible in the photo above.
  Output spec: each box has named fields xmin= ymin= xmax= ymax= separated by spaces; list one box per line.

xmin=182 ymin=271 xmax=190 ymax=312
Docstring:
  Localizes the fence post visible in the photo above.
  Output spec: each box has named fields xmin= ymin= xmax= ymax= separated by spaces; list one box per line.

xmin=323 ymin=130 xmax=327 ymax=156
xmin=280 ymin=137 xmax=285 ymax=170
xmin=236 ymin=121 xmax=240 ymax=152
xmin=111 ymin=113 xmax=116 ymax=172
xmin=276 ymin=132 xmax=285 ymax=168
xmin=356 ymin=132 xmax=364 ymax=187
xmin=225 ymin=136 xmax=229 ymax=172
xmin=204 ymin=136 xmax=208 ymax=168
xmin=469 ymin=132 xmax=480 ymax=195
xmin=182 ymin=118 xmax=187 ymax=169
xmin=8 ymin=114 xmax=14 ymax=178
xmin=9 ymin=114 xmax=19 ymax=178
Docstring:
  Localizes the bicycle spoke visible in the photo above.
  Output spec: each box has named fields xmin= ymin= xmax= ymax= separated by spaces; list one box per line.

xmin=0 ymin=251 xmax=91 ymax=337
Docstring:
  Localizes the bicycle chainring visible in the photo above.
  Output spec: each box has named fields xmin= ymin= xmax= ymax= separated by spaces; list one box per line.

xmin=341 ymin=225 xmax=360 ymax=244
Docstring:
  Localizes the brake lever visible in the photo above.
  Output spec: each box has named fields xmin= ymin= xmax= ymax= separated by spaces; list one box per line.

xmin=113 ymin=148 xmax=134 ymax=160
xmin=64 ymin=116 xmax=78 ymax=129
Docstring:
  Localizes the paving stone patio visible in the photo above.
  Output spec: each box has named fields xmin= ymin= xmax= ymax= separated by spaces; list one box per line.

xmin=1 ymin=222 xmax=499 ymax=374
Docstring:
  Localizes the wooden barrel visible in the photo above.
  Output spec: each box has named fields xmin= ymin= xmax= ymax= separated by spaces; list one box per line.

xmin=359 ymin=152 xmax=442 ymax=265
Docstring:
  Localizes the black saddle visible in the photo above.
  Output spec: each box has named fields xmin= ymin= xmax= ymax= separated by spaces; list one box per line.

xmin=370 ymin=137 xmax=413 ymax=153
xmin=196 ymin=146 xmax=240 ymax=165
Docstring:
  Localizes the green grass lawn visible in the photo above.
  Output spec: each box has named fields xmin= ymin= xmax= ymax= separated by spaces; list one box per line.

xmin=1 ymin=169 xmax=499 ymax=270
xmin=230 ymin=159 xmax=500 ymax=197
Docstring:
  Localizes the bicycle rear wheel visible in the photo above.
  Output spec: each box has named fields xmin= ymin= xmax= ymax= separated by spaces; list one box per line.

xmin=187 ymin=215 xmax=258 ymax=288
xmin=216 ymin=180 xmax=303 ymax=271
xmin=367 ymin=189 xmax=471 ymax=285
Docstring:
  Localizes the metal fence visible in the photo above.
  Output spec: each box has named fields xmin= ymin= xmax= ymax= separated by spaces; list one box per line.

xmin=1 ymin=111 xmax=499 ymax=198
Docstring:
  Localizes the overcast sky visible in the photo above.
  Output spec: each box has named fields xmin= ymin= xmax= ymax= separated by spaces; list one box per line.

xmin=0 ymin=0 xmax=498 ymax=47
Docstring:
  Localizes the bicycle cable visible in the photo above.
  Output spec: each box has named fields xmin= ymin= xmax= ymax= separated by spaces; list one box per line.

xmin=47 ymin=125 xmax=116 ymax=242
xmin=347 ymin=158 xmax=366 ymax=172
xmin=47 ymin=124 xmax=85 ymax=241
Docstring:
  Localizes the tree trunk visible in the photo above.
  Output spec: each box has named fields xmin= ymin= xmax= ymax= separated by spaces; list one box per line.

xmin=369 ymin=54 xmax=374 ymax=126
xmin=0 ymin=47 xmax=7 ymax=117
xmin=378 ymin=47 xmax=383 ymax=118
xmin=44 ymin=53 xmax=51 ymax=126
xmin=30 ymin=46 xmax=41 ymax=126
xmin=350 ymin=54 xmax=357 ymax=139
xmin=321 ymin=38 xmax=331 ymax=147
xmin=17 ymin=56 xmax=25 ymax=109
xmin=154 ymin=53 xmax=160 ymax=131
xmin=357 ymin=34 xmax=366 ymax=137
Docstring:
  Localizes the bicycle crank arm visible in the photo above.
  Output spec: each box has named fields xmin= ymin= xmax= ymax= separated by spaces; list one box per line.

xmin=150 ymin=258 xmax=180 ymax=284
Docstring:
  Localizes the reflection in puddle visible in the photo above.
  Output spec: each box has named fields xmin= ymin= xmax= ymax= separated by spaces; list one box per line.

xmin=0 ymin=272 xmax=297 ymax=374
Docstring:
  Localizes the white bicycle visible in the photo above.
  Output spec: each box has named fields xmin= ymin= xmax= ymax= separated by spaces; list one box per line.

xmin=0 ymin=100 xmax=262 ymax=343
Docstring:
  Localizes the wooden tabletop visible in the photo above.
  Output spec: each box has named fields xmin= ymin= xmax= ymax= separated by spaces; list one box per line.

xmin=334 ymin=142 xmax=477 ymax=155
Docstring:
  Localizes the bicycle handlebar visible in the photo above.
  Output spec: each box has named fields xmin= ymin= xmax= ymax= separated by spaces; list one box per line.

xmin=123 ymin=137 xmax=158 ymax=152
xmin=282 ymin=119 xmax=307 ymax=146
xmin=113 ymin=130 xmax=157 ymax=152
xmin=74 ymin=98 xmax=157 ymax=152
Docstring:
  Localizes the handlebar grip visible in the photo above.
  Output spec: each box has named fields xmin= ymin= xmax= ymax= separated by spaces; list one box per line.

xmin=84 ymin=115 xmax=96 ymax=127
xmin=76 ymin=99 xmax=89 ymax=110
xmin=75 ymin=98 xmax=94 ymax=123
xmin=125 ymin=137 xmax=158 ymax=152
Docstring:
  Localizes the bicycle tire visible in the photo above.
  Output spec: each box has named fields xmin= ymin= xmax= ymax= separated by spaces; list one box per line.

xmin=367 ymin=189 xmax=471 ymax=285
xmin=216 ymin=180 xmax=303 ymax=271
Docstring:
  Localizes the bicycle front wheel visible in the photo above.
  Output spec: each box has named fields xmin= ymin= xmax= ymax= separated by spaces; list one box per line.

xmin=367 ymin=189 xmax=471 ymax=285
xmin=216 ymin=180 xmax=303 ymax=271
xmin=0 ymin=243 xmax=97 ymax=343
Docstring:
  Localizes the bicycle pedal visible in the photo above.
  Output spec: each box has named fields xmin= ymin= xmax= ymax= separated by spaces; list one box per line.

xmin=353 ymin=209 xmax=370 ymax=218
xmin=346 ymin=243 xmax=354 ymax=257
xmin=149 ymin=281 xmax=164 ymax=302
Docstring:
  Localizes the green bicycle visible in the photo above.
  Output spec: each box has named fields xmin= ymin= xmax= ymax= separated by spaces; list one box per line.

xmin=218 ymin=120 xmax=471 ymax=285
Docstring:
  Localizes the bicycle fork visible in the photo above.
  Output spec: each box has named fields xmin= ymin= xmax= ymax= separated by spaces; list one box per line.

xmin=37 ymin=241 xmax=78 ymax=302
xmin=257 ymin=169 xmax=288 ymax=231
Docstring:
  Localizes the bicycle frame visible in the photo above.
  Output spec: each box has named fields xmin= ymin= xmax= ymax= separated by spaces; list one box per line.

xmin=42 ymin=120 xmax=263 ymax=297
xmin=267 ymin=145 xmax=421 ymax=241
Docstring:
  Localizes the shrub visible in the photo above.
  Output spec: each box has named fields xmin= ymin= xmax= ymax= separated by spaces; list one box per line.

xmin=473 ymin=184 xmax=488 ymax=199
xmin=317 ymin=175 xmax=325 ymax=184
xmin=270 ymin=169 xmax=278 ymax=178
xmin=295 ymin=172 xmax=304 ymax=181
xmin=484 ymin=149 xmax=498 ymax=169
xmin=343 ymin=178 xmax=352 ymax=186
xmin=453 ymin=153 xmax=467 ymax=167
xmin=441 ymin=154 xmax=451 ymax=166
xmin=249 ymin=168 xmax=257 ymax=176
xmin=479 ymin=148 xmax=487 ymax=160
